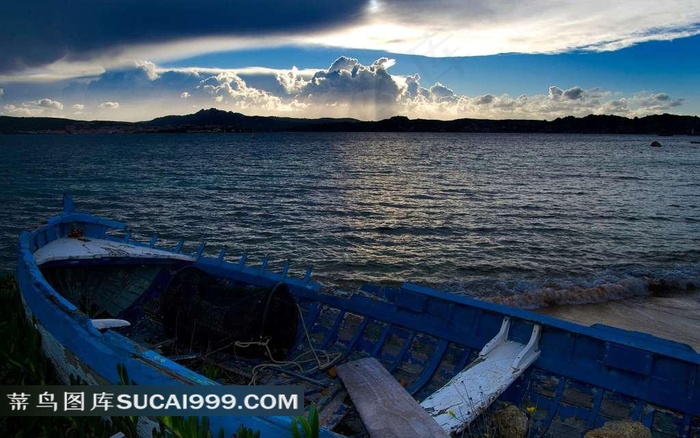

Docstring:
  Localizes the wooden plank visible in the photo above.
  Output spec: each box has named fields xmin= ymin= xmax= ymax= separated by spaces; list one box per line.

xmin=337 ymin=357 xmax=449 ymax=438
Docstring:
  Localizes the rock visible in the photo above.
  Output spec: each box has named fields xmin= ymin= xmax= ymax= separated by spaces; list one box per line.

xmin=584 ymin=420 xmax=651 ymax=438
xmin=491 ymin=404 xmax=528 ymax=438
xmin=650 ymin=140 xmax=662 ymax=147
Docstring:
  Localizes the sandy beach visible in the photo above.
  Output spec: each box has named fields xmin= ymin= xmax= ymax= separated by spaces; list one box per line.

xmin=535 ymin=291 xmax=700 ymax=352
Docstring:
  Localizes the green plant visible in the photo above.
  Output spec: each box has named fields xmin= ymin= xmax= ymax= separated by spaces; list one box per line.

xmin=234 ymin=424 xmax=261 ymax=438
xmin=201 ymin=362 xmax=224 ymax=381
xmin=290 ymin=404 xmax=319 ymax=438
xmin=152 ymin=416 xmax=224 ymax=438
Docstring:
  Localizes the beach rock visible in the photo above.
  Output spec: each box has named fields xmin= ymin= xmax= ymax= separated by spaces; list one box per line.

xmin=584 ymin=420 xmax=651 ymax=438
xmin=491 ymin=404 xmax=528 ymax=438
xmin=650 ymin=140 xmax=662 ymax=147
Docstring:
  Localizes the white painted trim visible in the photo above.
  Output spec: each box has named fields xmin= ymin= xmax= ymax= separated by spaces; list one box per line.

xmin=34 ymin=238 xmax=194 ymax=265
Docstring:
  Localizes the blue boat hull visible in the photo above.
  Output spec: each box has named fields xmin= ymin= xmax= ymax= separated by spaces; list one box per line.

xmin=16 ymin=197 xmax=700 ymax=437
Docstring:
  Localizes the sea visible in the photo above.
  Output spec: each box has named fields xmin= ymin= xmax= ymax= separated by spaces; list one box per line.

xmin=1 ymin=132 xmax=699 ymax=341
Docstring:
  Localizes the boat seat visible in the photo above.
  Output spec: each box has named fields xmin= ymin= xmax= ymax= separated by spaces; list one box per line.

xmin=337 ymin=357 xmax=449 ymax=438
xmin=421 ymin=317 xmax=541 ymax=435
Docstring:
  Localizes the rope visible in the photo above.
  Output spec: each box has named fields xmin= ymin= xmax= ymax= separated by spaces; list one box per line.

xmin=243 ymin=303 xmax=342 ymax=385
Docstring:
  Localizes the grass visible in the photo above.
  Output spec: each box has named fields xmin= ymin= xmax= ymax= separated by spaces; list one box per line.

xmin=0 ymin=274 xmax=117 ymax=437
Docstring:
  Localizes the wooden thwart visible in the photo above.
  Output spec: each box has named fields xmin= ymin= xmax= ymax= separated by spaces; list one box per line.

xmin=336 ymin=357 xmax=449 ymax=438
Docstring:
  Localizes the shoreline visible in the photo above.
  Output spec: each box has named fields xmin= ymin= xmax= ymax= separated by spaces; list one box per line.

xmin=535 ymin=290 xmax=700 ymax=352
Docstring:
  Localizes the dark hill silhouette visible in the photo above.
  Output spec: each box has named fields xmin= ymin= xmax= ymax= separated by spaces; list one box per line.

xmin=143 ymin=108 xmax=356 ymax=132
xmin=1 ymin=108 xmax=699 ymax=135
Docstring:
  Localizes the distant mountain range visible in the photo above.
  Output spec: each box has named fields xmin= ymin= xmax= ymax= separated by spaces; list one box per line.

xmin=1 ymin=108 xmax=699 ymax=135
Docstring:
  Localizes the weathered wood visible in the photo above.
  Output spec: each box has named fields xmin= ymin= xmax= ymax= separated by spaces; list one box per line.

xmin=421 ymin=319 xmax=541 ymax=435
xmin=337 ymin=357 xmax=449 ymax=438
xmin=34 ymin=237 xmax=194 ymax=265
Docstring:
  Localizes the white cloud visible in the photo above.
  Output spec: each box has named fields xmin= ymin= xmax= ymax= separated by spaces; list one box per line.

xmin=2 ymin=103 xmax=44 ymax=116
xmin=328 ymin=56 xmax=359 ymax=73
xmin=194 ymin=71 xmax=284 ymax=111
xmin=400 ymin=84 xmax=685 ymax=120
xmin=429 ymin=82 xmax=455 ymax=102
xmin=100 ymin=101 xmax=120 ymax=109
xmin=275 ymin=67 xmax=309 ymax=95
xmin=37 ymin=98 xmax=63 ymax=109
xmin=1 ymin=57 xmax=687 ymax=122
xmin=0 ymin=88 xmax=3 ymax=97
xmin=0 ymin=1 xmax=697 ymax=87
xmin=294 ymin=56 xmax=401 ymax=119
xmin=303 ymin=0 xmax=700 ymax=57
xmin=549 ymin=86 xmax=564 ymax=100
xmin=136 ymin=61 xmax=159 ymax=80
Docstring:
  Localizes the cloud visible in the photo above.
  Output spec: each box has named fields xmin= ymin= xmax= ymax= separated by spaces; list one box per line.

xmin=401 ymin=83 xmax=685 ymax=120
xmin=1 ymin=56 xmax=688 ymax=122
xmin=0 ymin=1 xmax=367 ymax=74
xmin=294 ymin=56 xmax=401 ymax=119
xmin=2 ymin=103 xmax=45 ymax=116
xmin=403 ymin=74 xmax=425 ymax=98
xmin=1 ymin=97 xmax=66 ymax=116
xmin=563 ymin=86 xmax=584 ymax=100
xmin=475 ymin=94 xmax=495 ymax=105
xmin=193 ymin=71 xmax=284 ymax=110
xmin=328 ymin=56 xmax=359 ymax=73
xmin=429 ymin=82 xmax=455 ymax=102
xmin=274 ymin=67 xmax=309 ymax=95
xmin=3 ymin=0 xmax=698 ymax=80
xmin=311 ymin=0 xmax=700 ymax=57
xmin=37 ymin=98 xmax=64 ymax=110
xmin=549 ymin=86 xmax=564 ymax=100
xmin=0 ymin=88 xmax=3 ymax=97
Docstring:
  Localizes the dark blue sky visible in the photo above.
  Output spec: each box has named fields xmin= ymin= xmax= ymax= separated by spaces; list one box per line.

xmin=0 ymin=1 xmax=698 ymax=121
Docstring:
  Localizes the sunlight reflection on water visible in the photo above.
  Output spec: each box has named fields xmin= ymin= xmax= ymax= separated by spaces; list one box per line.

xmin=1 ymin=132 xmax=698 ymax=303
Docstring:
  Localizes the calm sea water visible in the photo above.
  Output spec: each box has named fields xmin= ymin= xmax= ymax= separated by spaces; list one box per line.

xmin=1 ymin=132 xmax=698 ymax=307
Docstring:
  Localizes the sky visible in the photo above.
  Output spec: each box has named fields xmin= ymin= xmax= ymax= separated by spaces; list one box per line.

xmin=0 ymin=0 xmax=699 ymax=122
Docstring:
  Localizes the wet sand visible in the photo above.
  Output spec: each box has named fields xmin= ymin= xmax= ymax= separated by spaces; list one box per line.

xmin=535 ymin=291 xmax=700 ymax=352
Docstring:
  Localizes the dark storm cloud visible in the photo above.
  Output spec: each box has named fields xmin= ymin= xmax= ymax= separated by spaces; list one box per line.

xmin=0 ymin=0 xmax=367 ymax=73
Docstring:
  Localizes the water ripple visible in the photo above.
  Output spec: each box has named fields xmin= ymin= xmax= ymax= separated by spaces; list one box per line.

xmin=1 ymin=132 xmax=699 ymax=301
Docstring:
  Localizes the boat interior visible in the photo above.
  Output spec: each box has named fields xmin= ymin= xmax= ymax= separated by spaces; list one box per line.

xmin=37 ymin=250 xmax=700 ymax=437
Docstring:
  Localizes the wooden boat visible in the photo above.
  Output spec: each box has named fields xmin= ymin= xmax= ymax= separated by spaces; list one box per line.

xmin=17 ymin=195 xmax=700 ymax=437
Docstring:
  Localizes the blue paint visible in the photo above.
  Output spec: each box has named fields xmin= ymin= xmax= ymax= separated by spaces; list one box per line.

xmin=16 ymin=198 xmax=700 ymax=437
xmin=216 ymin=246 xmax=226 ymax=264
